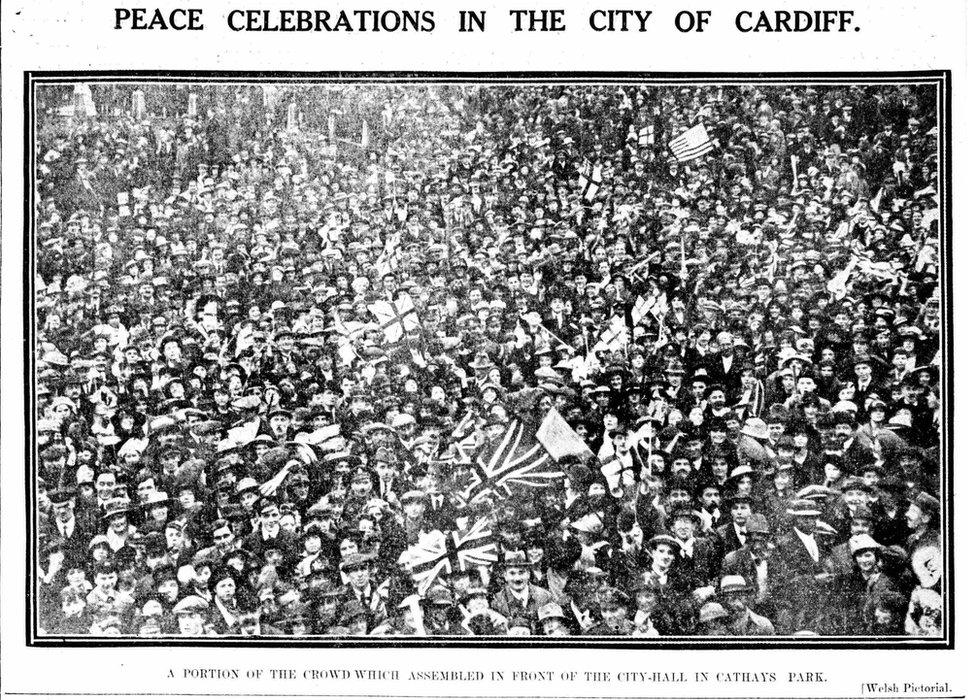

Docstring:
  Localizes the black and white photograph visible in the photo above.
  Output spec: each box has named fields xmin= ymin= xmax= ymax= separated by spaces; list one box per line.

xmin=26 ymin=74 xmax=950 ymax=644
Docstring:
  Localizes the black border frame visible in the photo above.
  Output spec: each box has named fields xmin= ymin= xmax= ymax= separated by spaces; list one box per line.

xmin=23 ymin=70 xmax=953 ymax=649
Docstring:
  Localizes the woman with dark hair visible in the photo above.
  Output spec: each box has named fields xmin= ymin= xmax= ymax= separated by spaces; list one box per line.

xmin=208 ymin=566 xmax=242 ymax=635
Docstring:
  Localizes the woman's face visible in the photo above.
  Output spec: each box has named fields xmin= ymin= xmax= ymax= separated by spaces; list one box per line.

xmin=214 ymin=577 xmax=236 ymax=601
xmin=339 ymin=538 xmax=359 ymax=558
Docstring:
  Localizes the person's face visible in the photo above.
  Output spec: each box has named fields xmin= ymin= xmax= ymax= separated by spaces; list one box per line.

xmin=651 ymin=543 xmax=675 ymax=570
xmin=725 ymin=592 xmax=748 ymax=615
xmin=700 ymin=487 xmax=721 ymax=509
xmin=156 ymin=579 xmax=179 ymax=603
xmin=269 ymin=415 xmax=290 ymax=435
xmin=95 ymin=571 xmax=117 ymax=591
xmin=177 ymin=613 xmax=204 ymax=636
xmin=504 ymin=566 xmax=529 ymax=592
xmin=260 ymin=506 xmax=280 ymax=527
xmin=731 ymin=502 xmax=752 ymax=525
xmin=668 ymin=487 xmax=691 ymax=506
xmin=671 ymin=457 xmax=692 ymax=475
xmin=905 ymin=503 xmax=927 ymax=530
xmin=527 ymin=544 xmax=545 ymax=564
xmin=137 ymin=479 xmax=156 ymax=501
xmin=350 ymin=476 xmax=372 ymax=497
xmin=212 ymin=524 xmax=234 ymax=550
xmin=339 ymin=538 xmax=359 ymax=558
xmin=53 ymin=499 xmax=74 ymax=523
xmin=214 ymin=577 xmax=236 ymax=601
xmin=797 ymin=377 xmax=816 ymax=394
xmin=855 ymin=550 xmax=878 ymax=573
xmin=672 ymin=517 xmax=695 ymax=541
xmin=348 ymin=564 xmax=370 ymax=588
xmin=823 ymin=462 xmax=842 ymax=482
xmin=844 ymin=488 xmax=867 ymax=509
xmin=711 ymin=459 xmax=729 ymax=480
xmin=542 ymin=618 xmax=570 ymax=636
xmin=95 ymin=474 xmax=116 ymax=499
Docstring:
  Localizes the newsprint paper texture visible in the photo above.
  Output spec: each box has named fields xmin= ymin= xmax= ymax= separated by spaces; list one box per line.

xmin=0 ymin=0 xmax=972 ymax=699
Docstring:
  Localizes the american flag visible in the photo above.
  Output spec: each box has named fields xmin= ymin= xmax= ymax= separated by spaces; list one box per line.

xmin=402 ymin=518 xmax=498 ymax=594
xmin=460 ymin=420 xmax=564 ymax=503
xmin=668 ymin=123 xmax=716 ymax=162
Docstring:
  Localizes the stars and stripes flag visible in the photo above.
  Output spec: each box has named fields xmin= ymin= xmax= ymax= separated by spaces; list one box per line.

xmin=460 ymin=420 xmax=564 ymax=504
xmin=402 ymin=518 xmax=498 ymax=594
xmin=578 ymin=160 xmax=603 ymax=202
xmin=668 ymin=123 xmax=716 ymax=162
xmin=368 ymin=294 xmax=421 ymax=344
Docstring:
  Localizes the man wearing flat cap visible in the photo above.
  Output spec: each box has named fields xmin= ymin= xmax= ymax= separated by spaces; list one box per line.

xmin=719 ymin=574 xmax=775 ymax=635
xmin=41 ymin=486 xmax=95 ymax=570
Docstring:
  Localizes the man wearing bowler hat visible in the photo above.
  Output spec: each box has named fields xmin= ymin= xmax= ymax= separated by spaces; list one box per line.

xmin=490 ymin=551 xmax=553 ymax=626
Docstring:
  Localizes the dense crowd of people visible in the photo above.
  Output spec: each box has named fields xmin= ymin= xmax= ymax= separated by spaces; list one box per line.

xmin=33 ymin=82 xmax=945 ymax=638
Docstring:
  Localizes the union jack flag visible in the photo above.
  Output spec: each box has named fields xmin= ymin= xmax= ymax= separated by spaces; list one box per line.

xmin=460 ymin=420 xmax=564 ymax=503
xmin=402 ymin=518 xmax=498 ymax=594
xmin=368 ymin=294 xmax=421 ymax=344
xmin=578 ymin=160 xmax=603 ymax=202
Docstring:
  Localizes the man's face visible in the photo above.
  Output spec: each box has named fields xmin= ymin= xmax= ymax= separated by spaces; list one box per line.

xmin=701 ymin=487 xmax=721 ymax=509
xmin=137 ymin=479 xmax=156 ymax=501
xmin=905 ymin=503 xmax=927 ymax=530
xmin=504 ymin=566 xmax=529 ymax=592
xmin=213 ymin=525 xmax=234 ymax=551
xmin=650 ymin=543 xmax=675 ymax=570
xmin=260 ymin=506 xmax=280 ymax=527
xmin=53 ymin=500 xmax=74 ymax=523
xmin=348 ymin=564 xmax=370 ymax=589
xmin=668 ymin=489 xmax=691 ymax=507
xmin=731 ymin=502 xmax=752 ymax=525
xmin=269 ymin=415 xmax=290 ymax=435
xmin=95 ymin=474 xmax=116 ymax=499
xmin=671 ymin=516 xmax=695 ymax=541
